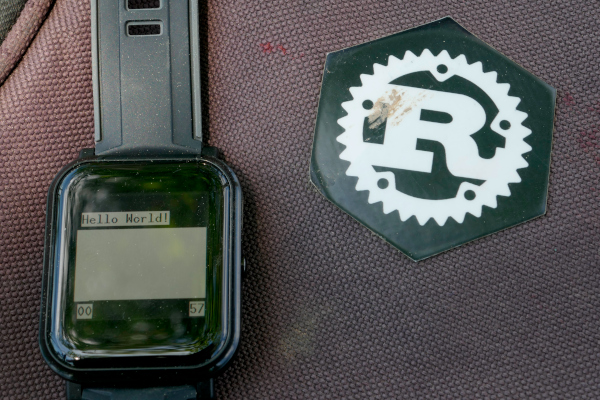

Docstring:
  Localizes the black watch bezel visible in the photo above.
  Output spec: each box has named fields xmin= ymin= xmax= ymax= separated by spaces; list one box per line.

xmin=38 ymin=153 xmax=242 ymax=386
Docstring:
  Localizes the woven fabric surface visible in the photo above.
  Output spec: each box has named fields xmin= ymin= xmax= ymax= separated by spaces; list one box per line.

xmin=0 ymin=0 xmax=599 ymax=399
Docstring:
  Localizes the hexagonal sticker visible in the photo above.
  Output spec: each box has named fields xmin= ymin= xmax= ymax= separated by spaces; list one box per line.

xmin=310 ymin=17 xmax=556 ymax=261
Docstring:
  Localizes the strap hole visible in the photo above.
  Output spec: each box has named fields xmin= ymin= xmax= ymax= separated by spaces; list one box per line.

xmin=127 ymin=22 xmax=162 ymax=36
xmin=127 ymin=0 xmax=160 ymax=9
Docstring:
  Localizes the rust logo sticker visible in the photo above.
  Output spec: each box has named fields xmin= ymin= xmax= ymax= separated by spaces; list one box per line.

xmin=336 ymin=49 xmax=531 ymax=226
xmin=310 ymin=18 xmax=556 ymax=261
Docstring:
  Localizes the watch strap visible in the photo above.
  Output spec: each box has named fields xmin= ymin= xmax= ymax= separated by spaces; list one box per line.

xmin=92 ymin=0 xmax=203 ymax=156
xmin=67 ymin=380 xmax=214 ymax=400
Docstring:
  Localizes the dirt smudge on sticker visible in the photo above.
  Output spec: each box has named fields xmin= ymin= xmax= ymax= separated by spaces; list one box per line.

xmin=367 ymin=88 xmax=428 ymax=128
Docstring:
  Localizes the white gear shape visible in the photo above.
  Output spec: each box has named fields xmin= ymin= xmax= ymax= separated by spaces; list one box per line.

xmin=336 ymin=49 xmax=532 ymax=226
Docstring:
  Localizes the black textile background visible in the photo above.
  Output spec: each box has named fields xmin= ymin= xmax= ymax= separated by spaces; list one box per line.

xmin=0 ymin=0 xmax=27 ymax=46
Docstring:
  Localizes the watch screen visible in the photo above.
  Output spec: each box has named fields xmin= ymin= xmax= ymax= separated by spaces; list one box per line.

xmin=48 ymin=160 xmax=229 ymax=367
xmin=74 ymin=226 xmax=207 ymax=303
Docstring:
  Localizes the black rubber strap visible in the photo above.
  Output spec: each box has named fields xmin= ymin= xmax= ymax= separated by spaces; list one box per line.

xmin=67 ymin=380 xmax=214 ymax=400
xmin=92 ymin=0 xmax=203 ymax=156
xmin=81 ymin=386 xmax=196 ymax=400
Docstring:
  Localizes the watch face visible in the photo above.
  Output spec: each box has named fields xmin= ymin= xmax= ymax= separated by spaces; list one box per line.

xmin=43 ymin=160 xmax=232 ymax=369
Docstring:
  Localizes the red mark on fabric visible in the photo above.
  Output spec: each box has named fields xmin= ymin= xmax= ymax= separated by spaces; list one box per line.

xmin=567 ymin=127 xmax=600 ymax=165
xmin=572 ymin=129 xmax=600 ymax=165
xmin=260 ymin=42 xmax=303 ymax=61
xmin=260 ymin=42 xmax=274 ymax=54
xmin=587 ymin=102 xmax=600 ymax=114
xmin=563 ymin=92 xmax=575 ymax=106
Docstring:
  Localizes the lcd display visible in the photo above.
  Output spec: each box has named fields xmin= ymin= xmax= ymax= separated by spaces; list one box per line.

xmin=74 ymin=227 xmax=207 ymax=302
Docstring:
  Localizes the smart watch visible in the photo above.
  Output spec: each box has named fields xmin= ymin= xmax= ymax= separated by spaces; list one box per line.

xmin=38 ymin=1 xmax=242 ymax=399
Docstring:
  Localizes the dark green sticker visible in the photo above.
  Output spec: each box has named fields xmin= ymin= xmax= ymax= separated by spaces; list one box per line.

xmin=310 ymin=17 xmax=556 ymax=261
